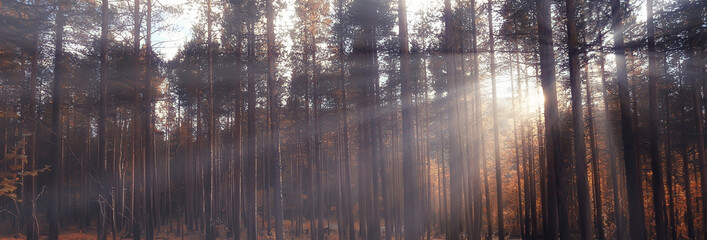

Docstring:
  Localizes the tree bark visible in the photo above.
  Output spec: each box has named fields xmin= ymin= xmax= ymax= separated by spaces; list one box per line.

xmin=99 ymin=0 xmax=110 ymax=238
xmin=536 ymin=0 xmax=565 ymax=237
xmin=585 ymin=63 xmax=604 ymax=240
xmin=143 ymin=0 xmax=154 ymax=238
xmin=49 ymin=1 xmax=67 ymax=238
xmin=399 ymin=0 xmax=420 ymax=239
xmin=266 ymin=0 xmax=285 ymax=238
xmin=611 ymin=0 xmax=647 ymax=238
xmin=22 ymin=18 xmax=40 ymax=240
xmin=664 ymin=93 xmax=677 ymax=240
xmin=336 ymin=1 xmax=355 ymax=238
xmin=565 ymin=0 xmax=594 ymax=238
xmin=205 ymin=0 xmax=215 ymax=238
xmin=487 ymin=1 xmax=504 ymax=238
xmin=646 ymin=0 xmax=667 ymax=238
xmin=131 ymin=0 xmax=142 ymax=237
xmin=245 ymin=6 xmax=258 ymax=239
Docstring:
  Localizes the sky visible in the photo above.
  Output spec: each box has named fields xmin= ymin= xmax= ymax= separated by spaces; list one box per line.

xmin=145 ymin=0 xmax=571 ymax=113
xmin=152 ymin=0 xmax=442 ymax=61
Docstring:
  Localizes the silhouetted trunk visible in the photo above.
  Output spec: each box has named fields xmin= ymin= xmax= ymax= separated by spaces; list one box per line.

xmin=683 ymin=145 xmax=695 ymax=239
xmin=537 ymin=0 xmax=564 ymax=237
xmin=687 ymin=3 xmax=707 ymax=239
xmin=399 ymin=0 xmax=419 ymax=239
xmin=245 ymin=9 xmax=257 ymax=239
xmin=98 ymin=0 xmax=110 ymax=238
xmin=646 ymin=0 xmax=667 ymax=238
xmin=131 ymin=0 xmax=141 ymax=237
xmin=22 ymin=23 xmax=39 ymax=240
xmin=230 ymin=8 xmax=243 ymax=238
xmin=693 ymin=58 xmax=706 ymax=240
xmin=598 ymin=53 xmax=627 ymax=240
xmin=143 ymin=1 xmax=154 ymax=238
xmin=444 ymin=0 xmax=462 ymax=239
xmin=469 ymin=1 xmax=483 ymax=239
xmin=510 ymin=55 xmax=523 ymax=239
xmin=487 ymin=1 xmax=504 ymax=238
xmin=482 ymin=129 xmax=491 ymax=240
xmin=205 ymin=0 xmax=215 ymax=238
xmin=49 ymin=1 xmax=67 ymax=238
xmin=336 ymin=1 xmax=355 ymax=238
xmin=611 ymin=0 xmax=647 ymax=238
xmin=266 ymin=0 xmax=284 ymax=238
xmin=352 ymin=0 xmax=381 ymax=239
xmin=664 ymin=92 xmax=677 ymax=240
xmin=313 ymin=31 xmax=326 ymax=240
xmin=565 ymin=0 xmax=593 ymax=238
xmin=585 ymin=64 xmax=604 ymax=240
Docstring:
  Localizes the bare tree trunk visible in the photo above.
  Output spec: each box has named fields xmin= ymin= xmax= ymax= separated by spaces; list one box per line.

xmin=646 ymin=0 xmax=667 ymax=238
xmin=693 ymin=60 xmax=706 ymax=240
xmin=98 ymin=0 xmax=110 ymax=238
xmin=683 ymin=145 xmax=696 ymax=239
xmin=469 ymin=1 xmax=483 ymax=239
xmin=537 ymin=0 xmax=565 ymax=237
xmin=598 ymin=53 xmax=627 ymax=240
xmin=266 ymin=0 xmax=285 ymax=238
xmin=49 ymin=1 xmax=67 ymax=238
xmin=205 ymin=0 xmax=215 ymax=238
xmin=482 ymin=132 xmax=491 ymax=240
xmin=231 ymin=17 xmax=243 ymax=239
xmin=444 ymin=0 xmax=462 ymax=239
xmin=611 ymin=0 xmax=647 ymax=238
xmin=22 ymin=20 xmax=40 ymax=240
xmin=585 ymin=64 xmax=604 ymax=240
xmin=686 ymin=3 xmax=707 ymax=239
xmin=131 ymin=0 xmax=141 ymax=237
xmin=487 ymin=1 xmax=504 ymax=238
xmin=565 ymin=0 xmax=594 ymax=238
xmin=510 ymin=54 xmax=523 ymax=239
xmin=398 ymin=0 xmax=419 ymax=239
xmin=245 ymin=8 xmax=258 ymax=239
xmin=143 ymin=1 xmax=154 ymax=238
xmin=336 ymin=1 xmax=355 ymax=238
xmin=664 ymin=93 xmax=677 ymax=240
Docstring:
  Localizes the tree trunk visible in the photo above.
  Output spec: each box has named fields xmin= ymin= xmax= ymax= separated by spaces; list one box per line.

xmin=444 ymin=0 xmax=462 ymax=239
xmin=646 ymin=0 xmax=667 ymax=238
xmin=598 ymin=53 xmax=627 ymax=240
xmin=245 ymin=7 xmax=258 ymax=239
xmin=565 ymin=0 xmax=594 ymax=238
xmin=337 ymin=1 xmax=355 ymax=238
xmin=611 ymin=0 xmax=647 ymax=238
xmin=536 ymin=0 xmax=565 ymax=237
xmin=469 ymin=1 xmax=483 ymax=239
xmin=399 ymin=0 xmax=420 ymax=239
xmin=487 ymin=1 xmax=504 ymax=238
xmin=22 ymin=21 xmax=40 ymax=240
xmin=99 ymin=0 xmax=110 ymax=238
xmin=585 ymin=63 xmax=604 ymax=240
xmin=131 ymin=0 xmax=141 ymax=237
xmin=49 ymin=1 xmax=67 ymax=238
xmin=683 ymin=145 xmax=695 ymax=239
xmin=143 ymin=1 xmax=154 ymax=238
xmin=687 ymin=3 xmax=707 ymax=238
xmin=231 ymin=15 xmax=243 ymax=239
xmin=205 ymin=0 xmax=215 ymax=238
xmin=266 ymin=0 xmax=285 ymax=238
xmin=664 ymin=93 xmax=677 ymax=240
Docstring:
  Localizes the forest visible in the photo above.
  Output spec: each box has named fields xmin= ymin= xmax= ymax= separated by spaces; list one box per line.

xmin=0 ymin=0 xmax=706 ymax=239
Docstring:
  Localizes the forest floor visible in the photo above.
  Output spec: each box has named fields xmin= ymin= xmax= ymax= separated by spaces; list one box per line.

xmin=0 ymin=219 xmax=451 ymax=239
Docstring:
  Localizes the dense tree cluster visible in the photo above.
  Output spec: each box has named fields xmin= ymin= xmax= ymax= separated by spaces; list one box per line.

xmin=0 ymin=0 xmax=705 ymax=239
